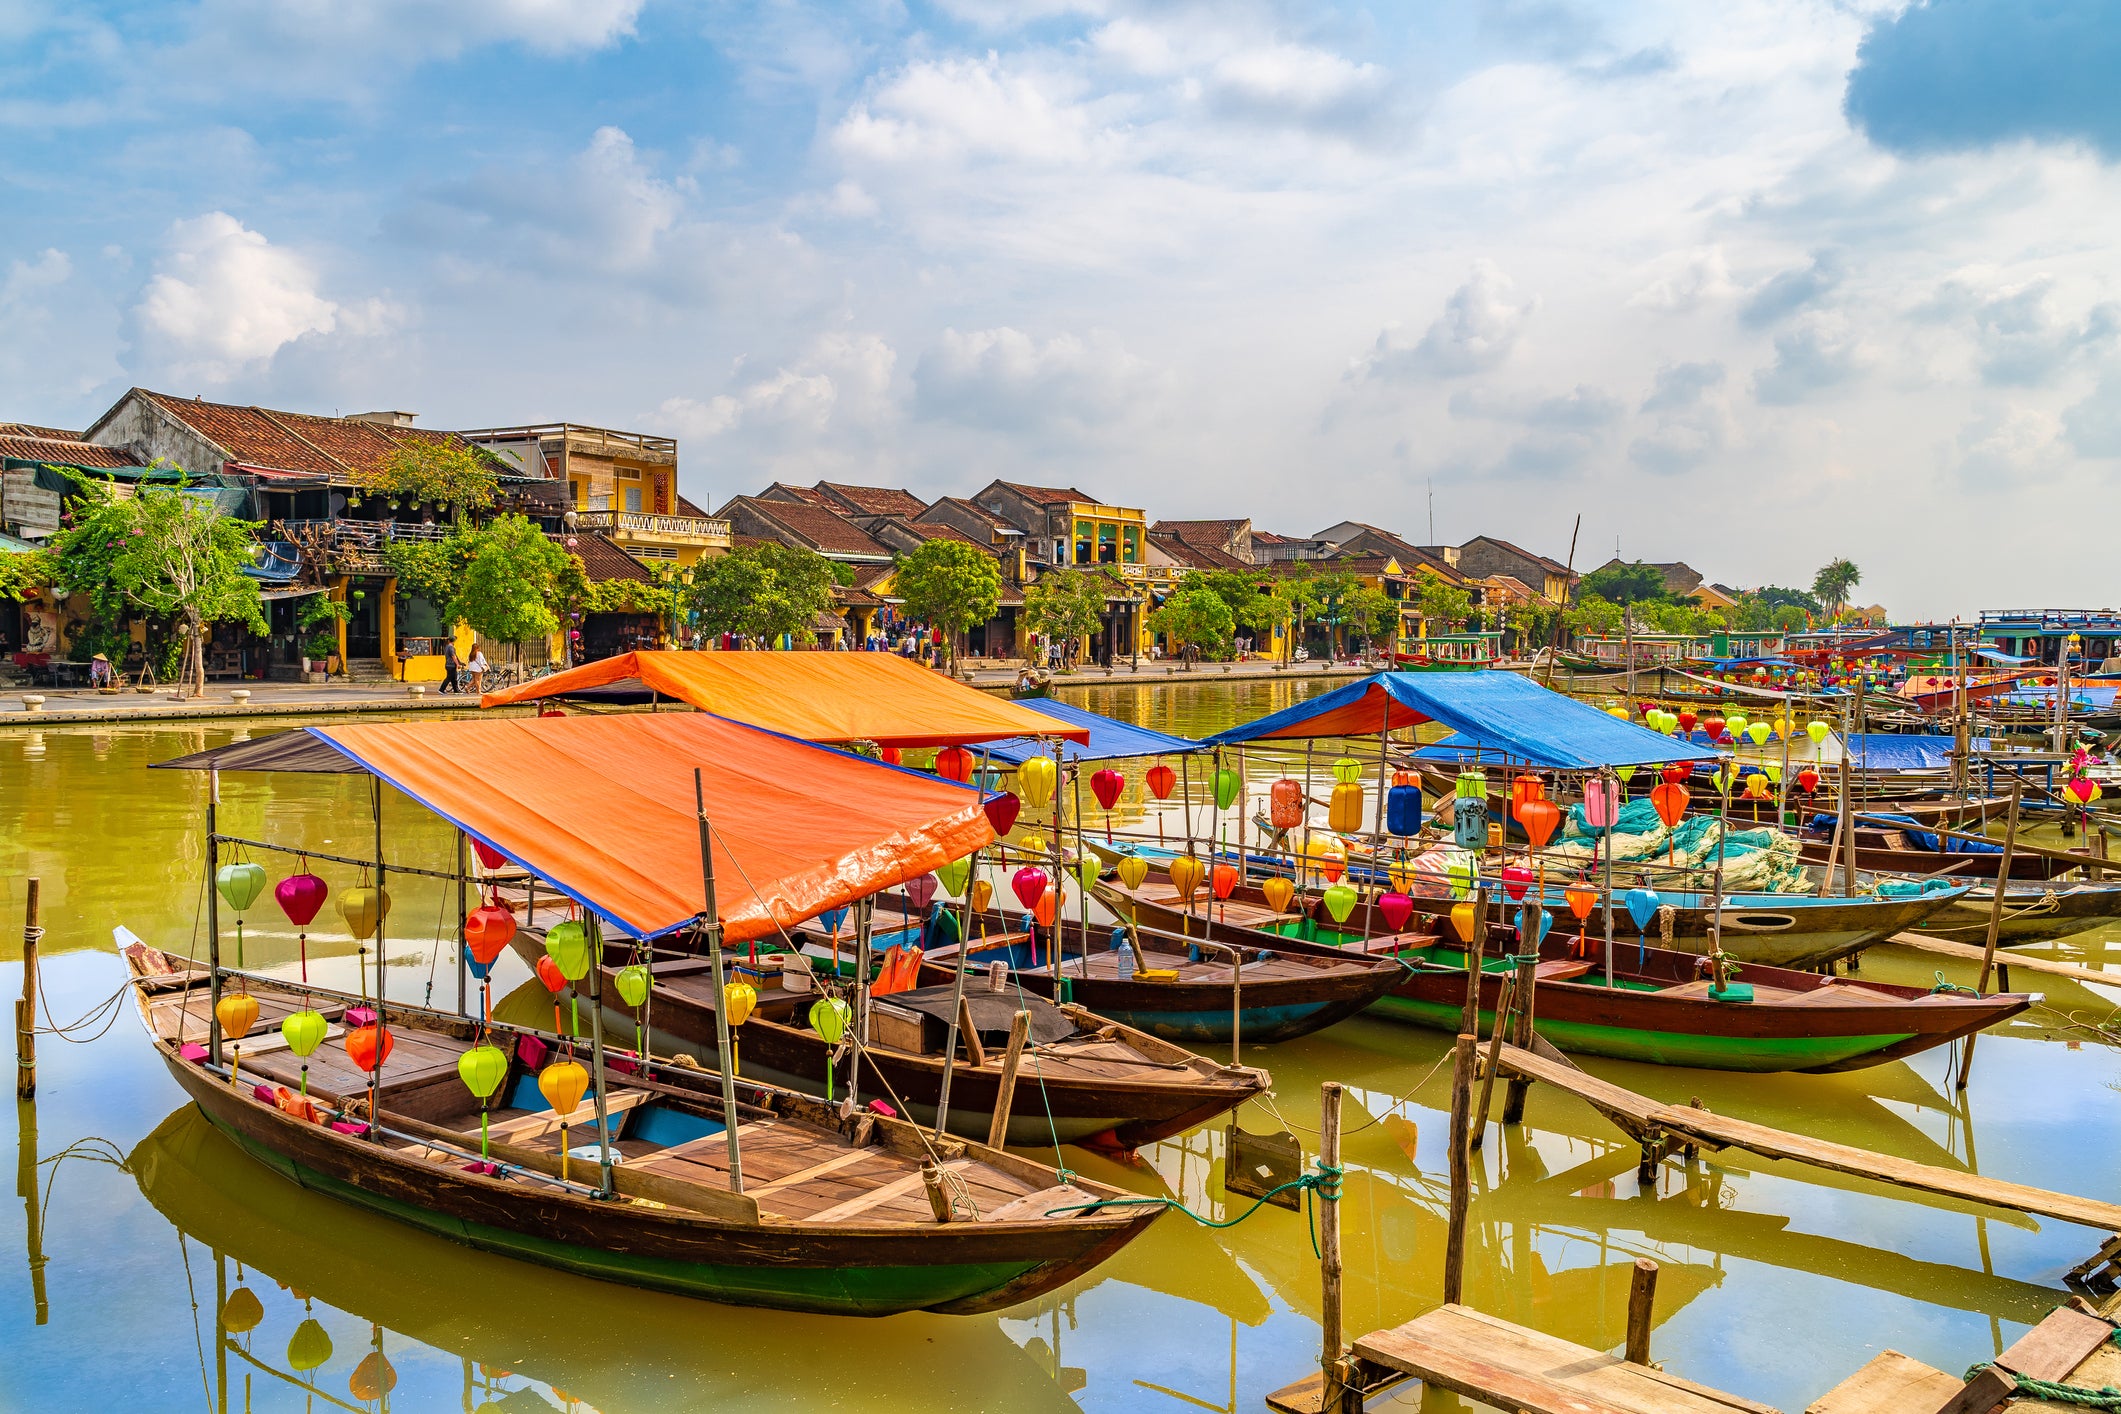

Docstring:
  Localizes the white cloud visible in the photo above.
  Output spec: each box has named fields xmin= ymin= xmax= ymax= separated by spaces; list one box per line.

xmin=1955 ymin=407 xmax=2066 ymax=484
xmin=915 ymin=326 xmax=1156 ymax=433
xmin=1205 ymin=43 xmax=1391 ymax=135
xmin=132 ymin=213 xmax=343 ymax=381
xmin=1751 ymin=315 xmax=1869 ymax=405
xmin=657 ymin=333 xmax=899 ymax=443
xmin=1629 ymin=247 xmax=1735 ymax=314
xmin=834 ymin=55 xmax=1104 ymax=167
xmin=1356 ymin=262 xmax=1537 ymax=382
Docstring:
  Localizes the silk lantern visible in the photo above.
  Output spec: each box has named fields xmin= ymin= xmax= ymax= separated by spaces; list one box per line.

xmin=1623 ymin=886 xmax=1661 ymax=932
xmin=1806 ymin=720 xmax=1831 ymax=745
xmin=1145 ymin=762 xmax=1177 ymax=799
xmin=215 ymin=861 xmax=267 ymax=913
xmin=215 ymin=992 xmax=259 ymax=1041
xmin=538 ymin=1057 xmax=591 ymax=1179
xmin=275 ymin=871 xmax=327 ymax=926
xmin=1378 ymin=891 xmax=1414 ymax=931
xmin=615 ymin=964 xmax=650 ymax=1007
xmin=1270 ymin=778 xmax=1305 ymax=829
xmin=1386 ymin=772 xmax=1423 ymax=836
xmin=344 ymin=1023 xmax=393 ymax=1073
xmin=1018 ymin=757 xmax=1057 ymax=809
xmin=338 ymin=885 xmax=391 ymax=942
xmin=351 ymin=1354 xmax=399 ymax=1402
xmin=458 ymin=1043 xmax=509 ymax=1157
xmin=934 ymin=746 xmax=973 ymax=782
xmin=1211 ymin=862 xmax=1240 ymax=900
xmin=1116 ymin=853 xmax=1150 ymax=890
xmin=1649 ymin=782 xmax=1689 ymax=828
xmin=1020 ymin=833 xmax=1048 ymax=858
xmin=1517 ymin=797 xmax=1561 ymax=850
xmin=1011 ymin=867 xmax=1050 ymax=910
xmin=1032 ymin=887 xmax=1059 ymax=927
xmin=811 ymin=995 xmax=854 ymax=1099
xmin=937 ymin=856 xmax=972 ymax=898
xmin=1323 ymin=882 xmax=1358 ymax=923
xmin=1510 ymin=774 xmax=1545 ymax=810
xmin=1582 ymin=777 xmax=1620 ymax=831
xmin=472 ymin=839 xmax=508 ymax=871
xmin=464 ymin=900 xmax=516 ymax=980
xmin=1501 ymin=864 xmax=1532 ymax=902
xmin=1747 ymin=722 xmax=1771 ymax=746
xmin=1090 ymin=769 xmax=1124 ymax=811
xmin=544 ymin=921 xmax=591 ymax=980
xmin=1168 ymin=855 xmax=1206 ymax=899
xmin=220 ymin=1286 xmax=264 ymax=1335
xmin=1213 ymin=765 xmax=1242 ymax=811
xmin=1076 ymin=854 xmax=1100 ymax=894
xmin=1726 ymin=713 xmax=1750 ymax=741
xmin=1606 ymin=705 xmax=1629 ymax=720
xmin=1262 ymin=876 xmax=1296 ymax=913
xmin=1327 ymin=781 xmax=1364 ymax=833
xmin=1331 ymin=757 xmax=1363 ymax=785
xmin=904 ymin=874 xmax=939 ymax=912
xmin=1564 ymin=883 xmax=1597 ymax=954
xmin=281 ymin=1008 xmax=326 ymax=1094
xmin=724 ymin=981 xmax=758 ymax=1026
xmin=1701 ymin=715 xmax=1724 ymax=742
xmin=1676 ymin=711 xmax=1697 ymax=735
xmin=983 ymin=791 xmax=1022 ymax=836
xmin=288 ymin=1319 xmax=333 ymax=1374
xmin=1449 ymin=900 xmax=1479 ymax=941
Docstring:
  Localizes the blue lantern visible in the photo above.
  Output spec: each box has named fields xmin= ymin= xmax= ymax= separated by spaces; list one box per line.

xmin=1386 ymin=779 xmax=1424 ymax=837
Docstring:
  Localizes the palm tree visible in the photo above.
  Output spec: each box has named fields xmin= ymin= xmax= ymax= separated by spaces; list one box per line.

xmin=1812 ymin=558 xmax=1861 ymax=621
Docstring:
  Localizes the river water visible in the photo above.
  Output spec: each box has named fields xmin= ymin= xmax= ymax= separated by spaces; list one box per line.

xmin=5 ymin=681 xmax=2121 ymax=1412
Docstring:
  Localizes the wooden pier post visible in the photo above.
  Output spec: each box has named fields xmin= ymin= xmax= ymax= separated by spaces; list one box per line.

xmin=1459 ymin=887 xmax=1488 ymax=1038
xmin=1959 ymin=782 xmax=2023 ymax=1091
xmin=1319 ymin=1080 xmax=1346 ymax=1413
xmin=1468 ymin=976 xmax=1515 ymax=1151
xmin=15 ymin=877 xmax=38 ymax=1099
xmin=1444 ymin=1032 xmax=1476 ymax=1305
xmin=987 ymin=1010 xmax=1032 ymax=1149
xmin=1500 ymin=942 xmax=1537 ymax=1126
xmin=1625 ymin=1258 xmax=1659 ymax=1365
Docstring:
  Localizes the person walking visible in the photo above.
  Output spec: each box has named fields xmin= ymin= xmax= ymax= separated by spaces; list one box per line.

xmin=467 ymin=646 xmax=488 ymax=694
xmin=440 ymin=638 xmax=460 ymax=693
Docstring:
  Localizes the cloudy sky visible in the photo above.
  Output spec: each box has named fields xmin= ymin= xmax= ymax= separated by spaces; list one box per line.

xmin=3 ymin=0 xmax=2115 ymax=614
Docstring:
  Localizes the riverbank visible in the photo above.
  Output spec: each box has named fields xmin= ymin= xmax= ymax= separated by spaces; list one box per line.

xmin=0 ymin=657 xmax=1374 ymax=725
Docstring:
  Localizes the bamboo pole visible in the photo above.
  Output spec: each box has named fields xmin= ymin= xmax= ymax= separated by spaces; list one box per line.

xmin=1443 ymin=1032 xmax=1475 ymax=1305
xmin=1318 ymin=1080 xmax=1346 ymax=1413
xmin=455 ymin=829 xmax=469 ymax=1017
xmin=1467 ymin=974 xmax=1515 ymax=1152
xmin=15 ymin=878 xmax=38 ymax=1099
xmin=585 ymin=913 xmax=616 ymax=1198
xmin=1836 ymin=698 xmax=1856 ymax=896
xmin=935 ymin=847 xmax=981 ymax=1139
xmin=1459 ymin=885 xmax=1488 ymax=1037
xmin=848 ymin=896 xmax=874 ymax=1110
xmin=1625 ymin=1258 xmax=1659 ymax=1365
xmin=693 ymin=771 xmax=743 ymax=1192
xmin=207 ymin=795 xmax=223 ymax=1068
xmin=1958 ymin=783 xmax=2022 ymax=1092
xmin=369 ymin=776 xmax=386 ymax=1133
xmin=986 ymin=1010 xmax=1032 ymax=1149
xmin=16 ymin=1047 xmax=47 ymax=1322
xmin=1500 ymin=923 xmax=1537 ymax=1126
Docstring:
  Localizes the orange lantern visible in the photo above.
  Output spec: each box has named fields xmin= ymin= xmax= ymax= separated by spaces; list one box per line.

xmin=344 ymin=1023 xmax=393 ymax=1074
xmin=1168 ymin=855 xmax=1206 ymax=898
xmin=934 ymin=746 xmax=973 ymax=782
xmin=1517 ymin=798 xmax=1561 ymax=850
xmin=1269 ymin=778 xmax=1304 ymax=830
xmin=1145 ymin=762 xmax=1177 ymax=799
xmin=1211 ymin=862 xmax=1240 ymax=899
xmin=1032 ymin=887 xmax=1059 ymax=927
xmin=1262 ymin=876 xmax=1296 ymax=913
xmin=1510 ymin=774 xmax=1546 ymax=810
xmin=1649 ymin=782 xmax=1689 ymax=828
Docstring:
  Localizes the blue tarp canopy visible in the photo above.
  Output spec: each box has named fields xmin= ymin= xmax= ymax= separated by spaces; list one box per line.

xmin=1973 ymin=647 xmax=2034 ymax=664
xmin=1843 ymin=733 xmax=1981 ymax=771
xmin=976 ymin=697 xmax=1203 ymax=766
xmin=1207 ymin=671 xmax=1723 ymax=769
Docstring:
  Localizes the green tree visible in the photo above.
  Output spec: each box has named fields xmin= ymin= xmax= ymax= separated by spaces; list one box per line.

xmin=1417 ymin=575 xmax=1473 ymax=632
xmin=1579 ymin=562 xmax=1670 ymax=606
xmin=449 ymin=513 xmax=574 ymax=660
xmin=380 ymin=527 xmax=475 ymax=608
xmin=0 ymin=549 xmax=53 ymax=602
xmin=354 ymin=437 xmax=501 ymax=516
xmin=45 ymin=476 xmax=267 ymax=697
xmin=1566 ymin=593 xmax=1624 ymax=636
xmin=1022 ymin=569 xmax=1108 ymax=661
xmin=686 ymin=542 xmax=839 ymax=645
xmin=1147 ymin=582 xmax=1235 ymax=661
xmin=1812 ymin=558 xmax=1861 ymax=619
xmin=891 ymin=539 xmax=1002 ymax=668
xmin=1340 ymin=584 xmax=1401 ymax=649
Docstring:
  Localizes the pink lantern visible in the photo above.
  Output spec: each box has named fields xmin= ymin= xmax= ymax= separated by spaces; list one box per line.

xmin=1011 ymin=868 xmax=1048 ymax=911
xmin=904 ymin=874 xmax=939 ymax=911
xmin=983 ymin=792 xmax=1022 ymax=835
xmin=1378 ymin=892 xmax=1414 ymax=932
xmin=1581 ymin=778 xmax=1621 ymax=830
xmin=1090 ymin=769 xmax=1124 ymax=811
xmin=1501 ymin=865 xmax=1532 ymax=902
xmin=275 ymin=872 xmax=328 ymax=927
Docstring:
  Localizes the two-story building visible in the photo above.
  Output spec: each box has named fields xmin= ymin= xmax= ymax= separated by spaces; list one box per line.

xmin=460 ymin=422 xmax=731 ymax=568
xmin=1456 ymin=535 xmax=1577 ymax=604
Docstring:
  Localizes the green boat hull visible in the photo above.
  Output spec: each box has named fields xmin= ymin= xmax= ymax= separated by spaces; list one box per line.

xmin=1365 ymin=994 xmax=1913 ymax=1072
xmin=208 ymin=1113 xmax=1039 ymax=1316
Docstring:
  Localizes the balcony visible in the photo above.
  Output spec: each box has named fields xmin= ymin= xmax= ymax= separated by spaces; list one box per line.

xmin=277 ymin=518 xmax=451 ymax=572
xmin=572 ymin=510 xmax=732 ymax=546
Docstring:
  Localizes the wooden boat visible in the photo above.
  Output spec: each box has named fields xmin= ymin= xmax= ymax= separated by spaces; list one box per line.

xmin=1795 ymin=816 xmax=2087 ymax=881
xmin=511 ymin=930 xmax=1269 ymax=1152
xmin=831 ymin=898 xmax=1406 ymax=1047
xmin=1081 ymin=879 xmax=2028 ymax=1072
xmin=1894 ymin=879 xmax=2121 ymax=946
xmin=1090 ymin=850 xmax=1969 ymax=970
xmin=126 ymin=942 xmax=1162 ymax=1317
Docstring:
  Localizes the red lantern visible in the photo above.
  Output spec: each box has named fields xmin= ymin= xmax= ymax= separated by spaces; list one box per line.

xmin=1638 ymin=701 xmax=1657 ymax=717
xmin=1518 ymin=798 xmax=1561 ymax=850
xmin=1270 ymin=778 xmax=1304 ymax=829
xmin=1677 ymin=711 xmax=1698 ymax=735
xmin=880 ymin=747 xmax=902 ymax=765
xmin=471 ymin=841 xmax=507 ymax=871
xmin=535 ymin=955 xmax=565 ymax=993
xmin=1700 ymin=716 xmax=1723 ymax=742
xmin=1501 ymin=865 xmax=1532 ymax=902
xmin=1211 ymin=862 xmax=1239 ymax=899
xmin=934 ymin=746 xmax=973 ymax=783
xmin=1378 ymin=892 xmax=1413 ymax=931
xmin=1145 ymin=763 xmax=1177 ymax=800
xmin=344 ymin=1024 xmax=393 ymax=1074
xmin=1650 ymin=782 xmax=1689 ymax=828
xmin=1011 ymin=867 xmax=1048 ymax=910
xmin=1320 ymin=855 xmax=1346 ymax=884
xmin=1091 ymin=769 xmax=1124 ymax=811
xmin=464 ymin=902 xmax=517 ymax=966
xmin=1661 ymin=765 xmax=1690 ymax=785
xmin=983 ymin=792 xmax=1022 ymax=835
xmin=1797 ymin=767 xmax=1821 ymax=793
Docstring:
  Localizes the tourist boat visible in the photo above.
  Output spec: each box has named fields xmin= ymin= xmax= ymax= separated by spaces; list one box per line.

xmin=1079 ymin=874 xmax=2026 ymax=1072
xmin=1089 ymin=852 xmax=1969 ymax=970
xmin=1391 ymin=632 xmax=1503 ymax=672
xmin=123 ymin=941 xmax=1161 ymax=1316
xmin=508 ymin=925 xmax=1268 ymax=1151
xmin=812 ymin=895 xmax=1405 ymax=1046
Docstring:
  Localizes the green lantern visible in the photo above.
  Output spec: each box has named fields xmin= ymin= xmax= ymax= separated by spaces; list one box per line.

xmin=615 ymin=964 xmax=650 ymax=1008
xmin=1455 ymin=769 xmax=1485 ymax=801
xmin=215 ymin=861 xmax=267 ymax=912
xmin=280 ymin=1008 xmax=328 ymax=1093
xmin=1076 ymin=855 xmax=1100 ymax=893
xmin=1330 ymin=757 xmax=1363 ymax=785
xmin=1212 ymin=765 xmax=1241 ymax=811
xmin=288 ymin=1317 xmax=333 ymax=1373
xmin=936 ymin=856 xmax=972 ymax=898
xmin=544 ymin=921 xmax=591 ymax=981
xmin=458 ymin=1043 xmax=510 ymax=1159
xmin=1323 ymin=882 xmax=1358 ymax=924
xmin=810 ymin=996 xmax=853 ymax=1100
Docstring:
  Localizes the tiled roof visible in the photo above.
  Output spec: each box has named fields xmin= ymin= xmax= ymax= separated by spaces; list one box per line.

xmin=1148 ymin=530 xmax=1249 ymax=570
xmin=721 ymin=496 xmax=892 ymax=558
xmin=0 ymin=435 xmax=140 ymax=469
xmin=998 ymin=480 xmax=1093 ymax=506
xmin=816 ymin=482 xmax=927 ymax=517
xmin=760 ymin=481 xmax=833 ymax=507
xmin=130 ymin=390 xmax=478 ymax=483
xmin=1468 ymin=534 xmax=1573 ymax=577
xmin=921 ymin=496 xmax=1009 ymax=529
xmin=0 ymin=423 xmax=83 ymax=441
xmin=551 ymin=530 xmax=653 ymax=584
xmin=1250 ymin=530 xmax=1297 ymax=545
xmin=1153 ymin=518 xmax=1247 ymax=541
xmin=675 ymin=491 xmax=715 ymax=518
xmin=907 ymin=520 xmax=992 ymax=551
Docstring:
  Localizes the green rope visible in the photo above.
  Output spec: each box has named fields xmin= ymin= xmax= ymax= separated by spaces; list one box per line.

xmin=1506 ymin=952 xmax=1541 ymax=966
xmin=1044 ymin=1159 xmax=1345 ymax=1257
xmin=1961 ymin=1324 xmax=2121 ymax=1406
xmin=1931 ymin=972 xmax=1980 ymax=996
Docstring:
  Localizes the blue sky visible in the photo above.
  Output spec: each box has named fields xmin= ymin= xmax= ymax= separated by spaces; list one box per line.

xmin=3 ymin=0 xmax=2118 ymax=613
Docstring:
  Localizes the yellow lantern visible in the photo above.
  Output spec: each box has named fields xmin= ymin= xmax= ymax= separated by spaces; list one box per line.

xmin=724 ymin=981 xmax=758 ymax=1026
xmin=1168 ymin=855 xmax=1206 ymax=898
xmin=1449 ymin=899 xmax=1479 ymax=942
xmin=1302 ymin=833 xmax=1346 ymax=880
xmin=538 ymin=1059 xmax=589 ymax=1116
xmin=338 ymin=885 xmax=392 ymax=941
xmin=1019 ymin=833 xmax=1048 ymax=858
xmin=220 ymin=1286 xmax=264 ymax=1335
xmin=288 ymin=1318 xmax=333 ymax=1373
xmin=1018 ymin=757 xmax=1057 ymax=809
xmin=1327 ymin=782 xmax=1365 ymax=834
xmin=1387 ymin=857 xmax=1420 ymax=892
xmin=970 ymin=878 xmax=994 ymax=913
xmin=1262 ymin=876 xmax=1296 ymax=913
xmin=215 ymin=992 xmax=259 ymax=1041
xmin=1116 ymin=854 xmax=1150 ymax=890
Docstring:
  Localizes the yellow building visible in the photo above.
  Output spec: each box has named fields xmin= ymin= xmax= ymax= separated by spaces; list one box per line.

xmin=462 ymin=423 xmax=731 ymax=568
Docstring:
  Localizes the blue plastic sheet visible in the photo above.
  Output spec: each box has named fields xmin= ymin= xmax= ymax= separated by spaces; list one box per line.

xmin=976 ymin=697 xmax=1203 ymax=766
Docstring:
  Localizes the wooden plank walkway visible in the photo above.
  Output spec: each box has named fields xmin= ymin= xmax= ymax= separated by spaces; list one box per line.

xmin=1888 ymin=931 xmax=2121 ymax=988
xmin=1493 ymin=1043 xmax=2121 ymax=1235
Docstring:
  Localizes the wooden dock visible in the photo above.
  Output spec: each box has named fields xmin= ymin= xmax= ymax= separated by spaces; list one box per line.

xmin=1887 ymin=931 xmax=2121 ymax=989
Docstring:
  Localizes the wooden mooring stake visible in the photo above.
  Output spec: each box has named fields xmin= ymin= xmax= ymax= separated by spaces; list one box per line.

xmin=15 ymin=877 xmax=38 ymax=1100
xmin=1444 ymin=1032 xmax=1475 ymax=1306
xmin=1318 ymin=1081 xmax=1346 ymax=1413
xmin=986 ymin=1010 xmax=1032 ymax=1150
xmin=1625 ymin=1257 xmax=1659 ymax=1365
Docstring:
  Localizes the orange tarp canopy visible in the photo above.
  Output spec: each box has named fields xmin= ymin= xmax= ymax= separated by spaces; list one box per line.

xmin=479 ymin=651 xmax=1088 ymax=748
xmin=311 ymin=713 xmax=994 ymax=940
